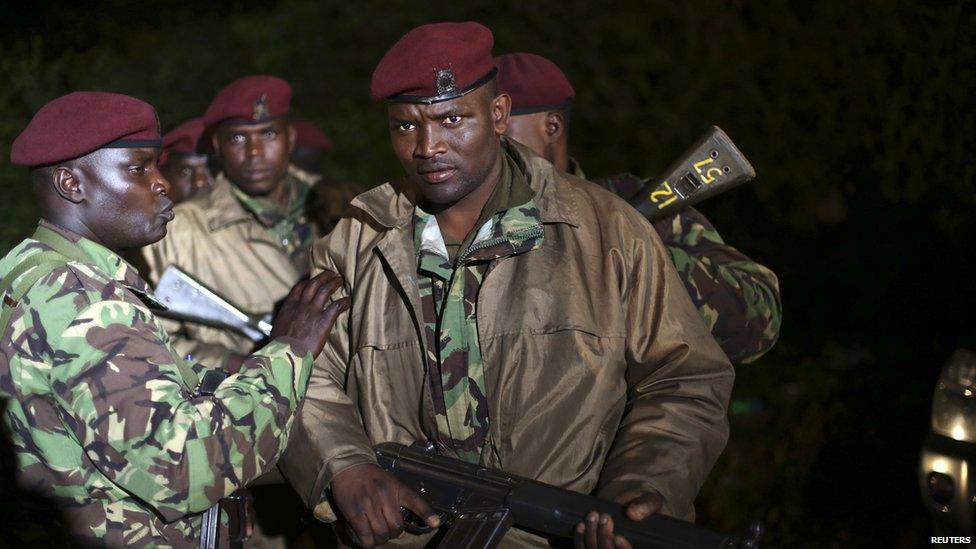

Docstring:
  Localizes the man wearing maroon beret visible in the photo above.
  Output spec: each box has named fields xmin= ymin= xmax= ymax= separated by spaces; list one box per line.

xmin=160 ymin=117 xmax=214 ymax=204
xmin=0 ymin=91 xmax=347 ymax=546
xmin=281 ymin=22 xmax=733 ymax=548
xmin=143 ymin=75 xmax=323 ymax=370
xmin=495 ymin=52 xmax=782 ymax=365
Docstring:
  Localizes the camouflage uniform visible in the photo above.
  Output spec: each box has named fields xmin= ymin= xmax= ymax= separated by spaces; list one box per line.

xmin=0 ymin=221 xmax=313 ymax=547
xmin=143 ymin=166 xmax=324 ymax=548
xmin=413 ymin=156 xmax=543 ymax=463
xmin=571 ymin=163 xmax=782 ymax=364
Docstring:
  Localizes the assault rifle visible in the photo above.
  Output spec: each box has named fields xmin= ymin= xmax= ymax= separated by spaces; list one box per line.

xmin=633 ymin=126 xmax=755 ymax=222
xmin=153 ymin=265 xmax=272 ymax=343
xmin=376 ymin=442 xmax=761 ymax=549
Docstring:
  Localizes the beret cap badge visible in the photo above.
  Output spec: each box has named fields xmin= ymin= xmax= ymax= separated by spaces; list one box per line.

xmin=435 ymin=67 xmax=457 ymax=96
xmin=203 ymin=75 xmax=292 ymax=128
xmin=252 ymin=94 xmax=270 ymax=122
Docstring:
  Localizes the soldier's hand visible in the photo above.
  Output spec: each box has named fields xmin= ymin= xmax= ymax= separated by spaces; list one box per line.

xmin=269 ymin=270 xmax=350 ymax=359
xmin=330 ymin=463 xmax=440 ymax=548
xmin=573 ymin=491 xmax=662 ymax=549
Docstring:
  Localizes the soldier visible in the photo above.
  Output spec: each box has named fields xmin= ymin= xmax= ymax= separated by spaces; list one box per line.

xmin=0 ymin=91 xmax=348 ymax=546
xmin=160 ymin=117 xmax=214 ymax=204
xmin=143 ymin=75 xmax=321 ymax=372
xmin=292 ymin=119 xmax=363 ymax=231
xmin=495 ymin=52 xmax=782 ymax=364
xmin=280 ymin=22 xmax=734 ymax=549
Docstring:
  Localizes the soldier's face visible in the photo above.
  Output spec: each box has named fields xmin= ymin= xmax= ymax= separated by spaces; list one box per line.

xmin=215 ymin=119 xmax=295 ymax=197
xmin=161 ymin=153 xmax=213 ymax=204
xmin=387 ymin=84 xmax=511 ymax=207
xmin=74 ymin=147 xmax=174 ymax=251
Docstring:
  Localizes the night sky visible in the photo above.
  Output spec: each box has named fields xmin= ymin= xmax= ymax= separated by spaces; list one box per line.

xmin=0 ymin=1 xmax=974 ymax=546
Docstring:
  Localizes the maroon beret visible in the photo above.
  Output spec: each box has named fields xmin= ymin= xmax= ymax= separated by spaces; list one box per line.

xmin=494 ymin=53 xmax=575 ymax=115
xmin=10 ymin=91 xmax=161 ymax=167
xmin=371 ymin=21 xmax=497 ymax=104
xmin=293 ymin=120 xmax=334 ymax=151
xmin=163 ymin=118 xmax=205 ymax=155
xmin=159 ymin=118 xmax=205 ymax=166
xmin=203 ymin=75 xmax=291 ymax=129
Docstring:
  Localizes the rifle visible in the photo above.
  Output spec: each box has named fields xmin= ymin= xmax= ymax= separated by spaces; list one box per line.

xmin=631 ymin=126 xmax=756 ymax=222
xmin=153 ymin=265 xmax=272 ymax=343
xmin=375 ymin=442 xmax=761 ymax=549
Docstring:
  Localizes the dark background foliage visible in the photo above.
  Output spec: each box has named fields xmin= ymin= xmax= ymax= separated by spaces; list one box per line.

xmin=0 ymin=1 xmax=973 ymax=546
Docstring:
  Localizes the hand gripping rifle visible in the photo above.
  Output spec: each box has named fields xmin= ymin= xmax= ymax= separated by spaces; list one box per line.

xmin=376 ymin=442 xmax=762 ymax=549
xmin=632 ymin=126 xmax=756 ymax=222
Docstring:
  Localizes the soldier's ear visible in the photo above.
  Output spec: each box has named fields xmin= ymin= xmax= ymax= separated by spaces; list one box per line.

xmin=545 ymin=111 xmax=567 ymax=142
xmin=52 ymin=166 xmax=84 ymax=204
xmin=492 ymin=92 xmax=512 ymax=135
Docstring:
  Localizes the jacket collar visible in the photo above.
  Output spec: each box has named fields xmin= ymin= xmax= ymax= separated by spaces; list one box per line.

xmin=350 ymin=137 xmax=580 ymax=230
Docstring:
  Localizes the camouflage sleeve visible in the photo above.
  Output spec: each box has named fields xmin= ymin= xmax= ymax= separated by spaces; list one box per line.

xmin=159 ymin=316 xmax=241 ymax=368
xmin=50 ymin=293 xmax=313 ymax=522
xmin=652 ymin=207 xmax=782 ymax=363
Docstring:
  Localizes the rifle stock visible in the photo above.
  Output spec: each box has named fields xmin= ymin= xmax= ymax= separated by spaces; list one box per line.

xmin=153 ymin=265 xmax=272 ymax=343
xmin=631 ymin=126 xmax=756 ymax=222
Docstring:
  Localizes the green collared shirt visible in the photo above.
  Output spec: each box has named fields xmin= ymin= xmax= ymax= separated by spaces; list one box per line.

xmin=441 ymin=153 xmax=536 ymax=261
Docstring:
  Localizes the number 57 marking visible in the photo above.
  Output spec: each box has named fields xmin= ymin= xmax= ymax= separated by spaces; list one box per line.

xmin=694 ymin=158 xmax=723 ymax=184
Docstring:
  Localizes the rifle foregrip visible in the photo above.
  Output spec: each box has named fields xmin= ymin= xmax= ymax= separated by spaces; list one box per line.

xmin=508 ymin=482 xmax=739 ymax=549
xmin=154 ymin=266 xmax=271 ymax=343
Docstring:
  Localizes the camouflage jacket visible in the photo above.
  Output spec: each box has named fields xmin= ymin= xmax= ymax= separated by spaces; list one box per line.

xmin=573 ymin=165 xmax=782 ymax=363
xmin=142 ymin=166 xmax=320 ymax=368
xmin=0 ymin=221 xmax=313 ymax=547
